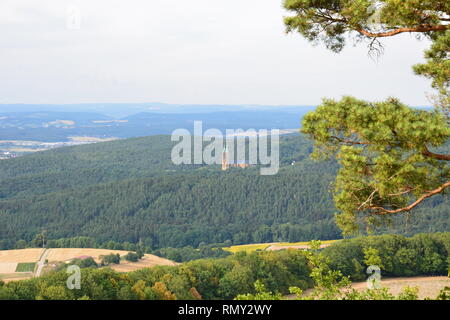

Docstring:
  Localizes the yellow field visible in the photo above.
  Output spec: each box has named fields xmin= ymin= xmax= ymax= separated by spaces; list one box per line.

xmin=0 ymin=248 xmax=44 ymax=263
xmin=267 ymin=240 xmax=339 ymax=251
xmin=46 ymin=248 xmax=130 ymax=263
xmin=274 ymin=240 xmax=339 ymax=247
xmin=223 ymin=243 xmax=273 ymax=253
xmin=224 ymin=240 xmax=340 ymax=253
xmin=110 ymin=254 xmax=177 ymax=272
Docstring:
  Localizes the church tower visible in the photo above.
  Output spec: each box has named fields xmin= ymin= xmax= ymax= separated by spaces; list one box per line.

xmin=222 ymin=145 xmax=229 ymax=171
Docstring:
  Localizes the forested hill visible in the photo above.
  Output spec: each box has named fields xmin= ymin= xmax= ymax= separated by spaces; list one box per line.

xmin=0 ymin=134 xmax=448 ymax=250
xmin=0 ymin=135 xmax=187 ymax=199
xmin=0 ymin=134 xmax=312 ymax=199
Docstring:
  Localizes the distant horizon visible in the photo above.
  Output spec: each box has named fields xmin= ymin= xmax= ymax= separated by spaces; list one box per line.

xmin=0 ymin=102 xmax=433 ymax=120
xmin=0 ymin=102 xmax=314 ymax=107
xmin=0 ymin=101 xmax=432 ymax=108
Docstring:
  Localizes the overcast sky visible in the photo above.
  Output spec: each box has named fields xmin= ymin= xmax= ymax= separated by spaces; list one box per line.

xmin=0 ymin=0 xmax=434 ymax=106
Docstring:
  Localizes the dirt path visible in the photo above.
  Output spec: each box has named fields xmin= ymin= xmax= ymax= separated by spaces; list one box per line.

xmin=35 ymin=249 xmax=49 ymax=277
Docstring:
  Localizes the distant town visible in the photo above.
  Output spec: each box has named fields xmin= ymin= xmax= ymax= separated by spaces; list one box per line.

xmin=0 ymin=151 xmax=17 ymax=160
xmin=0 ymin=137 xmax=118 ymax=159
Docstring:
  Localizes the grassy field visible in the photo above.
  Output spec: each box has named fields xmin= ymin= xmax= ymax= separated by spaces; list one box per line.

xmin=0 ymin=273 xmax=34 ymax=283
xmin=15 ymin=263 xmax=36 ymax=273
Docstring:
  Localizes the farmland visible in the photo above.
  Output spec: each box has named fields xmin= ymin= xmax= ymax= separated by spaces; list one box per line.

xmin=46 ymin=248 xmax=131 ymax=263
xmin=0 ymin=248 xmax=176 ymax=283
xmin=284 ymin=276 xmax=450 ymax=300
xmin=223 ymin=240 xmax=339 ymax=253
xmin=0 ymin=248 xmax=44 ymax=282
xmin=350 ymin=276 xmax=450 ymax=300
xmin=110 ymin=254 xmax=177 ymax=272
xmin=15 ymin=263 xmax=36 ymax=273
xmin=0 ymin=248 xmax=44 ymax=263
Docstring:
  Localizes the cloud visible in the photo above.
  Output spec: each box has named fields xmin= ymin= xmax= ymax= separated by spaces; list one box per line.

xmin=0 ymin=0 xmax=433 ymax=106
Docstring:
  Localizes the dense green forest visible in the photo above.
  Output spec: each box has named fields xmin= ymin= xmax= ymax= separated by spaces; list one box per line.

xmin=0 ymin=134 xmax=313 ymax=198
xmin=0 ymin=233 xmax=448 ymax=300
xmin=0 ymin=162 xmax=341 ymax=248
xmin=0 ymin=135 xmax=448 ymax=250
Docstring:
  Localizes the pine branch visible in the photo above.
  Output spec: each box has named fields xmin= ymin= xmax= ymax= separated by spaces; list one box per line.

xmin=422 ymin=145 xmax=450 ymax=161
xmin=368 ymin=181 xmax=450 ymax=215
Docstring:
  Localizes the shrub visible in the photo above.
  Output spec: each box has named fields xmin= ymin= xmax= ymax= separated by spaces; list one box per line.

xmin=100 ymin=253 xmax=121 ymax=266
xmin=124 ymin=252 xmax=139 ymax=262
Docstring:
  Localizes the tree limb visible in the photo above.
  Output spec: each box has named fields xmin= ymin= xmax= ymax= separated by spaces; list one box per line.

xmin=387 ymin=187 xmax=415 ymax=197
xmin=422 ymin=145 xmax=450 ymax=161
xmin=368 ymin=181 xmax=450 ymax=215
xmin=356 ymin=24 xmax=449 ymax=38
xmin=330 ymin=136 xmax=368 ymax=145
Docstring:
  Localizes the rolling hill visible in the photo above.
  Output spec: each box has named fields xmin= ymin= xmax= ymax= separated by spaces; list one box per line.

xmin=0 ymin=134 xmax=448 ymax=251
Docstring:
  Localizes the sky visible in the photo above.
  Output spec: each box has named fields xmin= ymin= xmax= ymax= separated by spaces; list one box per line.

xmin=0 ymin=0 xmax=435 ymax=106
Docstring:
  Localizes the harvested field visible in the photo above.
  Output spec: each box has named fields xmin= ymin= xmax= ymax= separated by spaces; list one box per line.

xmin=46 ymin=248 xmax=130 ymax=263
xmin=0 ymin=248 xmax=177 ymax=282
xmin=110 ymin=254 xmax=177 ymax=272
xmin=0 ymin=249 xmax=44 ymax=263
xmin=0 ymin=263 xmax=18 ymax=273
xmin=351 ymin=276 xmax=450 ymax=300
xmin=285 ymin=276 xmax=450 ymax=300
